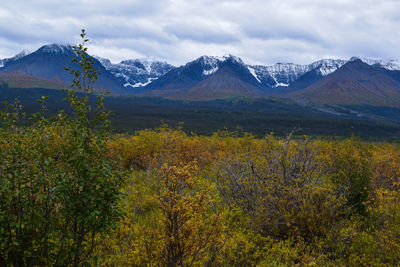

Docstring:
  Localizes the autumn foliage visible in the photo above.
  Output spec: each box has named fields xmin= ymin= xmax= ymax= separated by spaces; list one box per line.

xmin=86 ymin=127 xmax=400 ymax=266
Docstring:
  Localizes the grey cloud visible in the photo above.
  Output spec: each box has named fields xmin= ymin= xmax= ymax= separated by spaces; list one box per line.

xmin=0 ymin=0 xmax=400 ymax=66
xmin=85 ymin=18 xmax=173 ymax=44
xmin=163 ymin=21 xmax=240 ymax=44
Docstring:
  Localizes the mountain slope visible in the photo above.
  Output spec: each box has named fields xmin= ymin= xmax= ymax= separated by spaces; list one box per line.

xmin=292 ymin=59 xmax=400 ymax=107
xmin=0 ymin=73 xmax=64 ymax=89
xmin=0 ymin=44 xmax=127 ymax=94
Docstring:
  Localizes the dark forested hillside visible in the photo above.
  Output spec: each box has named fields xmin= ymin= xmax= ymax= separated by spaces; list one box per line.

xmin=2 ymin=85 xmax=400 ymax=139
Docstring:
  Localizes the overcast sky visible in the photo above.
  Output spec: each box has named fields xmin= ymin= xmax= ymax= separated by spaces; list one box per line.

xmin=0 ymin=0 xmax=399 ymax=66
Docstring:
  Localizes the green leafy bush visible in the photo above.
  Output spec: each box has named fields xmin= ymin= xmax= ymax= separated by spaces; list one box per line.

xmin=0 ymin=30 xmax=124 ymax=266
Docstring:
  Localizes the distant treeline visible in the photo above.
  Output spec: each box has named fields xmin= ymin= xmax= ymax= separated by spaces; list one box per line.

xmin=1 ymin=86 xmax=400 ymax=140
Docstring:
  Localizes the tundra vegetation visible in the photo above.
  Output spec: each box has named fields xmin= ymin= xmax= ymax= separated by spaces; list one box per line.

xmin=0 ymin=31 xmax=400 ymax=266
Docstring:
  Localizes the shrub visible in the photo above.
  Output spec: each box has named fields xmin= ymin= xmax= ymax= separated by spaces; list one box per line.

xmin=0 ymin=30 xmax=124 ymax=266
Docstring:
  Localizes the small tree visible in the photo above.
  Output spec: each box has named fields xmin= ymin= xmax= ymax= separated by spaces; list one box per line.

xmin=127 ymin=163 xmax=223 ymax=266
xmin=0 ymin=29 xmax=124 ymax=266
xmin=158 ymin=163 xmax=222 ymax=266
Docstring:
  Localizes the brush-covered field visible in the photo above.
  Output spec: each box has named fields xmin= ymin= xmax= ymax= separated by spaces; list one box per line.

xmin=100 ymin=128 xmax=400 ymax=266
xmin=2 ymin=119 xmax=400 ymax=265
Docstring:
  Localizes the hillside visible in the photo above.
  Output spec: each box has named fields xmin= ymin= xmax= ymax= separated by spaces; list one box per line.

xmin=0 ymin=73 xmax=64 ymax=89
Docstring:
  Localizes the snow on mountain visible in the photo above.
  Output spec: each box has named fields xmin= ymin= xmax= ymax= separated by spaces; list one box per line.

xmin=309 ymin=59 xmax=347 ymax=76
xmin=37 ymin=44 xmax=72 ymax=54
xmin=251 ymin=63 xmax=308 ymax=87
xmin=203 ymin=66 xmax=219 ymax=76
xmin=349 ymin=57 xmax=400 ymax=71
xmin=0 ymin=49 xmax=32 ymax=68
xmin=96 ymin=57 xmax=175 ymax=88
xmin=13 ymin=50 xmax=31 ymax=60
xmin=187 ymin=55 xmax=220 ymax=76
xmin=169 ymin=54 xmax=245 ymax=78
xmin=220 ymin=54 xmax=245 ymax=65
xmin=247 ymin=66 xmax=261 ymax=83
xmin=272 ymin=76 xmax=289 ymax=87
xmin=96 ymin=57 xmax=113 ymax=69
xmin=126 ymin=78 xmax=157 ymax=88
xmin=187 ymin=54 xmax=253 ymax=78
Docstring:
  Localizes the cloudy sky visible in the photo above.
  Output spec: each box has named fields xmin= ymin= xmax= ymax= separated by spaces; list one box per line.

xmin=0 ymin=0 xmax=399 ymax=66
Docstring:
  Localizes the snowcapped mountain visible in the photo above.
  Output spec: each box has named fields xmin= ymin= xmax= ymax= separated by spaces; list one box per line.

xmin=0 ymin=44 xmax=127 ymax=94
xmin=194 ymin=54 xmax=246 ymax=76
xmin=184 ymin=55 xmax=264 ymax=100
xmin=95 ymin=57 xmax=175 ymax=88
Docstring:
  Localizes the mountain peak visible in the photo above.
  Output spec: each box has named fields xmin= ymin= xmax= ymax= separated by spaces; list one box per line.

xmin=193 ymin=54 xmax=245 ymax=66
xmin=37 ymin=44 xmax=73 ymax=54
xmin=349 ymin=56 xmax=361 ymax=61
xmin=221 ymin=54 xmax=245 ymax=65
xmin=194 ymin=55 xmax=220 ymax=65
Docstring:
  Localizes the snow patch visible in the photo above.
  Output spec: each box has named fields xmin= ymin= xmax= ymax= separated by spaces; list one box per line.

xmin=319 ymin=65 xmax=338 ymax=75
xmin=40 ymin=44 xmax=72 ymax=54
xmin=126 ymin=77 xmax=157 ymax=88
xmin=272 ymin=75 xmax=288 ymax=87
xmin=203 ymin=66 xmax=219 ymax=76
xmin=139 ymin=60 xmax=153 ymax=74
xmin=247 ymin=66 xmax=261 ymax=83
xmin=220 ymin=54 xmax=244 ymax=65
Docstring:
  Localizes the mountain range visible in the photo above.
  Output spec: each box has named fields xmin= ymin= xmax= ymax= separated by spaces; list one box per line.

xmin=1 ymin=44 xmax=400 ymax=108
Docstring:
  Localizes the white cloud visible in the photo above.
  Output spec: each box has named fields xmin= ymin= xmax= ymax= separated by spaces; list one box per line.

xmin=0 ymin=0 xmax=399 ymax=66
